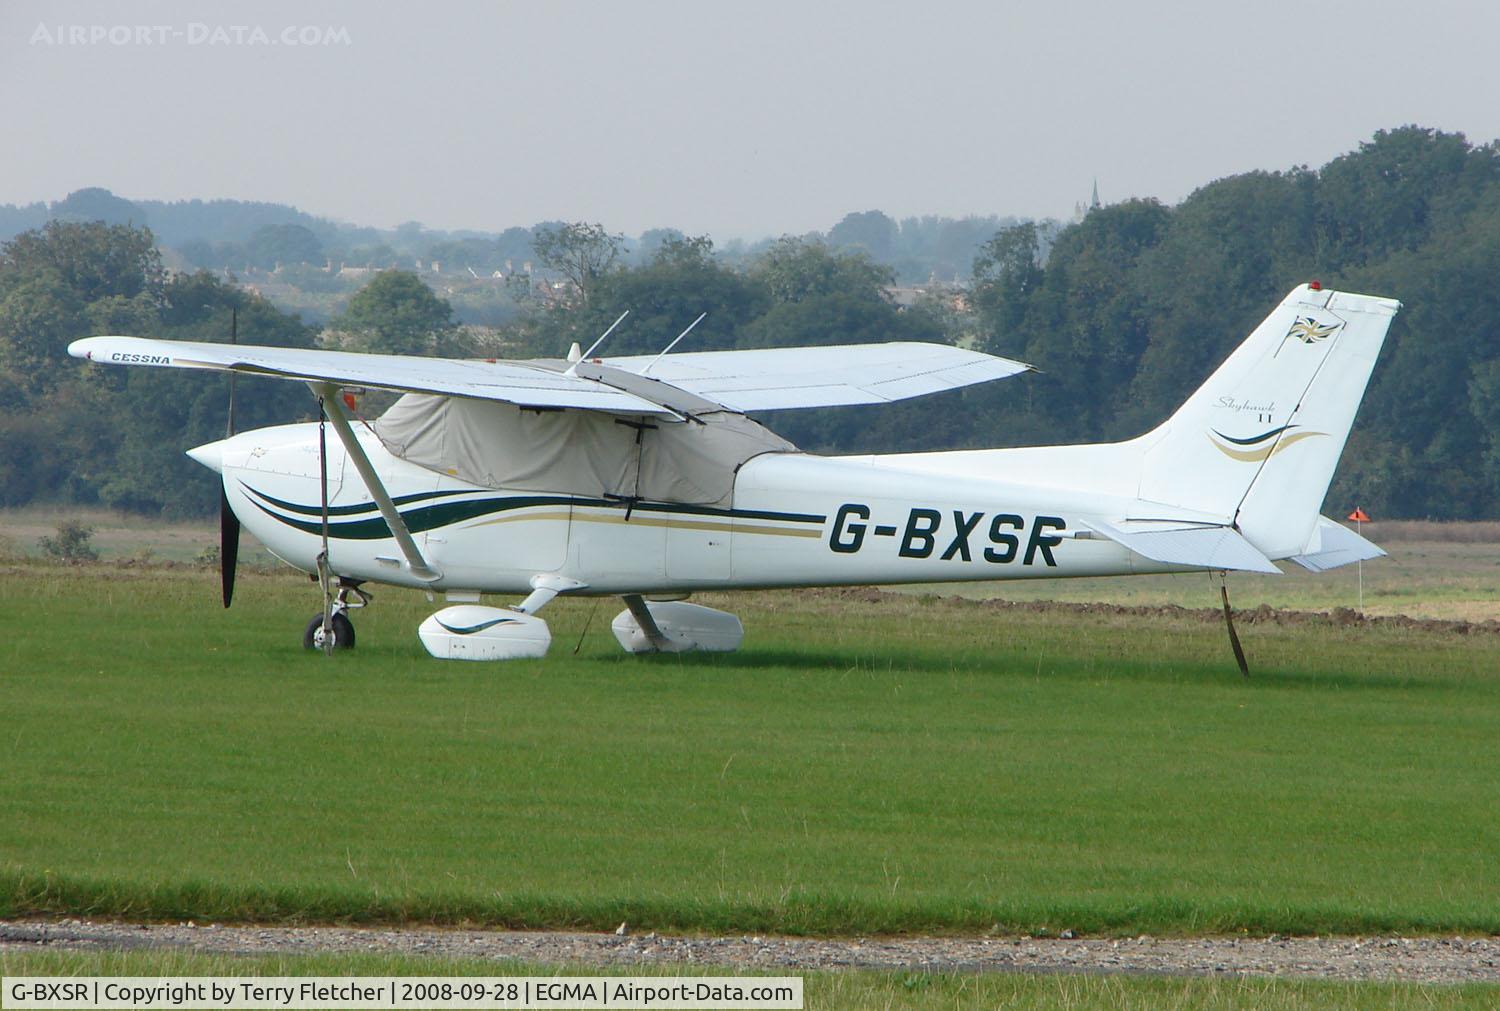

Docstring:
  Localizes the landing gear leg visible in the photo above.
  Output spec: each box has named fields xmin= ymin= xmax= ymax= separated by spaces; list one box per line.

xmin=610 ymin=597 xmax=744 ymax=654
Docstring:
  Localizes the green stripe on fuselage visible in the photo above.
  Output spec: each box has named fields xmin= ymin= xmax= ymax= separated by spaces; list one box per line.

xmin=244 ymin=490 xmax=827 ymax=541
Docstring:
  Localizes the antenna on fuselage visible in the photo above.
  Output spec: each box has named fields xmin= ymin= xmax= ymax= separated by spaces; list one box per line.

xmin=567 ymin=310 xmax=630 ymax=375
xmin=640 ymin=312 xmax=707 ymax=376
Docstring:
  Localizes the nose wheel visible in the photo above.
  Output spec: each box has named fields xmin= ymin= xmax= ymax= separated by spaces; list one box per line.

xmin=303 ymin=610 xmax=355 ymax=650
xmin=303 ymin=581 xmax=369 ymax=652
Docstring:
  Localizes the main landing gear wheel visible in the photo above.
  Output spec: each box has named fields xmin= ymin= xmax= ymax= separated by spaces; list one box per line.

xmin=303 ymin=611 xmax=356 ymax=651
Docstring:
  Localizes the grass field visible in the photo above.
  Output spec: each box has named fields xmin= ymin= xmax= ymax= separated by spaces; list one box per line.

xmin=4 ymin=950 xmax=1496 ymax=1011
xmin=2 ymin=557 xmax=1498 ymax=939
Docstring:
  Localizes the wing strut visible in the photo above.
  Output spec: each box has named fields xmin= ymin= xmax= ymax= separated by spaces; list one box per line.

xmin=312 ymin=382 xmax=441 ymax=582
xmin=622 ymin=594 xmax=672 ymax=651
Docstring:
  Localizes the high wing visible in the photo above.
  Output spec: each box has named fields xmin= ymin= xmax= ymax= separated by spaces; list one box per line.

xmin=602 ymin=342 xmax=1034 ymax=411
xmin=71 ymin=336 xmax=1033 ymax=415
xmin=68 ymin=336 xmax=676 ymax=416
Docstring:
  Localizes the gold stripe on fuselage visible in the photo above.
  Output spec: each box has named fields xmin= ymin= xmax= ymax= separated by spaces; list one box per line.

xmin=467 ymin=508 xmax=823 ymax=538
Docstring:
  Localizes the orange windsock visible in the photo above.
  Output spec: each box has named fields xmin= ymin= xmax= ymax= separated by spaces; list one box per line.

xmin=1347 ymin=508 xmax=1372 ymax=523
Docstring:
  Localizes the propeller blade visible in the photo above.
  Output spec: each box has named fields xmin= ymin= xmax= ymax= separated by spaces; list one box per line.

xmin=1220 ymin=582 xmax=1249 ymax=677
xmin=220 ymin=487 xmax=240 ymax=609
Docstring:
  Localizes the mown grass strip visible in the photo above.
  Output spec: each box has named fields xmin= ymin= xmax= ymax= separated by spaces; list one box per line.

xmin=7 ymin=870 xmax=1500 ymax=938
xmin=4 ymin=949 xmax=1497 ymax=1011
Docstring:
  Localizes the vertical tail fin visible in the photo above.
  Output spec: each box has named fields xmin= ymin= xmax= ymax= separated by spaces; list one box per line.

xmin=1135 ymin=284 xmax=1399 ymax=558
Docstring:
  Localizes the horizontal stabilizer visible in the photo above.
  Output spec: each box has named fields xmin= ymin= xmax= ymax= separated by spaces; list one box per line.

xmin=1083 ymin=519 xmax=1281 ymax=574
xmin=1288 ymin=515 xmax=1386 ymax=573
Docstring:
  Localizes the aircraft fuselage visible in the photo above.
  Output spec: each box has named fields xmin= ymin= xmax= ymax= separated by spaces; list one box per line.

xmin=212 ymin=421 xmax=1182 ymax=597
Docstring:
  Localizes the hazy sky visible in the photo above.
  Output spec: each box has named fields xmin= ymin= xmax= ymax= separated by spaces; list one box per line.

xmin=4 ymin=0 xmax=1499 ymax=239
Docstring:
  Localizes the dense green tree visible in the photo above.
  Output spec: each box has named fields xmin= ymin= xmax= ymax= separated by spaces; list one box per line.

xmin=1328 ymin=184 xmax=1500 ymax=517
xmin=889 ymin=214 xmax=1019 ymax=282
xmin=571 ymin=236 xmax=766 ymax=356
xmin=531 ymin=222 xmax=624 ymax=305
xmin=635 ymin=228 xmax=687 ymax=263
xmin=95 ymin=272 xmax=316 ymax=515
xmin=132 ymin=196 xmax=325 ymax=246
xmin=739 ymin=238 xmax=948 ymax=450
xmin=963 ymin=127 xmax=1500 ymax=516
xmin=1317 ymin=127 xmax=1500 ymax=270
xmin=0 ymin=223 xmax=316 ymax=516
xmin=971 ymin=221 xmax=1044 ymax=348
xmin=969 ymin=204 xmax=1173 ymax=443
xmin=424 ymin=236 xmax=503 ymax=273
xmin=495 ymin=226 xmax=535 ymax=267
xmin=0 ymin=221 xmax=164 ymax=389
xmin=176 ymin=238 xmax=217 ymax=268
xmin=50 ymin=187 xmax=146 ymax=227
xmin=1033 ymin=201 xmax=1173 ymax=438
xmin=342 ymin=242 xmax=402 ymax=268
xmin=244 ymin=223 xmax=324 ymax=269
xmin=828 ymin=210 xmax=898 ymax=261
xmin=330 ymin=270 xmax=462 ymax=355
xmin=392 ymin=221 xmax=426 ymax=253
xmin=0 ymin=272 xmax=85 ymax=383
xmin=0 ymin=219 xmax=164 ymax=305
xmin=159 ymin=270 xmax=316 ymax=347
xmin=750 ymin=237 xmax=892 ymax=306
xmin=0 ymin=201 xmax=49 ymax=242
xmin=1470 ymin=360 xmax=1500 ymax=503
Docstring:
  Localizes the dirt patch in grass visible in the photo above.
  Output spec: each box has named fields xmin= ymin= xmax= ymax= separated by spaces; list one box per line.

xmin=804 ymin=586 xmax=1500 ymax=637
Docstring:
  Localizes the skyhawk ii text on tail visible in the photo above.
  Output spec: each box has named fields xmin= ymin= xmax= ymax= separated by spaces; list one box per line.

xmin=70 ymin=283 xmax=1398 ymax=660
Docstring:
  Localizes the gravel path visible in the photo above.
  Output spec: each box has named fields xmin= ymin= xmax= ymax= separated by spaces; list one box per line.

xmin=3 ymin=921 xmax=1498 ymax=984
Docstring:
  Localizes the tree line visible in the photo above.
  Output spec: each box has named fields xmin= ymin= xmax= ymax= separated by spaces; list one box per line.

xmin=0 ymin=222 xmax=315 ymax=515
xmin=0 ymin=187 xmax=1021 ymax=286
xmin=1 ymin=125 xmax=1497 ymax=519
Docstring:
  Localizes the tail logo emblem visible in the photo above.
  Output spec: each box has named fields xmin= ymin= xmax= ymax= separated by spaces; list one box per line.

xmin=1208 ymin=424 xmax=1327 ymax=462
xmin=1277 ymin=316 xmax=1341 ymax=356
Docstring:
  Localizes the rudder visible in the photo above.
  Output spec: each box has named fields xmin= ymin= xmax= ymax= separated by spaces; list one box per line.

xmin=1134 ymin=284 xmax=1399 ymax=558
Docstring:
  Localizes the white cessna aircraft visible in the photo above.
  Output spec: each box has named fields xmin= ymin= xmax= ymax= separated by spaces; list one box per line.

xmin=70 ymin=283 xmax=1396 ymax=663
